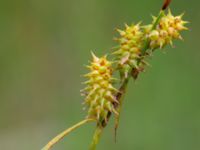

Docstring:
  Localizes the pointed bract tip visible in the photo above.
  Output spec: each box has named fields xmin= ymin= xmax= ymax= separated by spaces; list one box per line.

xmin=136 ymin=21 xmax=142 ymax=26
xmin=168 ymin=8 xmax=172 ymax=15
xmin=103 ymin=54 xmax=108 ymax=59
xmin=124 ymin=23 xmax=129 ymax=29
xmin=91 ymin=51 xmax=99 ymax=62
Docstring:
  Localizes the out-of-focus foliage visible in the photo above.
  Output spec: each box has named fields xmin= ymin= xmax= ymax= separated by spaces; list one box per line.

xmin=0 ymin=0 xmax=199 ymax=150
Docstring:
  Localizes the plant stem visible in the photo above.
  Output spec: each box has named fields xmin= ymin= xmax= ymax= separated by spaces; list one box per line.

xmin=89 ymin=125 xmax=104 ymax=150
xmin=114 ymin=73 xmax=130 ymax=138
xmin=42 ymin=118 xmax=95 ymax=150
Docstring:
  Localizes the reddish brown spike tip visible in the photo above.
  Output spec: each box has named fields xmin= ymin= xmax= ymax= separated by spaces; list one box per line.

xmin=162 ymin=0 xmax=172 ymax=10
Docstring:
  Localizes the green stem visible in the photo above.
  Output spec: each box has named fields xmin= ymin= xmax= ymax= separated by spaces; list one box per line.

xmin=42 ymin=118 xmax=95 ymax=150
xmin=90 ymin=125 xmax=104 ymax=150
xmin=114 ymin=71 xmax=131 ymax=140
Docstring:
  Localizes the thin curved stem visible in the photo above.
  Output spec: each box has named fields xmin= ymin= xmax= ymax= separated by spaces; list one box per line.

xmin=42 ymin=118 xmax=96 ymax=150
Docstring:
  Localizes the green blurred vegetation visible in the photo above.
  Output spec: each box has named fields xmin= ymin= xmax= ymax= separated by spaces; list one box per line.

xmin=0 ymin=0 xmax=199 ymax=150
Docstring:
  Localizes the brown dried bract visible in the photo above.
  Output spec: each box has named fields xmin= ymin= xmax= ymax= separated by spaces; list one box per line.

xmin=162 ymin=0 xmax=172 ymax=10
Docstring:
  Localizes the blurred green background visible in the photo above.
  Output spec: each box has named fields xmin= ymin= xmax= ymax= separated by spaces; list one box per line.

xmin=0 ymin=0 xmax=199 ymax=150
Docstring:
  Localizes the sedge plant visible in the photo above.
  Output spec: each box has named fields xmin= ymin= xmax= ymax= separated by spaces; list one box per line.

xmin=42 ymin=0 xmax=188 ymax=149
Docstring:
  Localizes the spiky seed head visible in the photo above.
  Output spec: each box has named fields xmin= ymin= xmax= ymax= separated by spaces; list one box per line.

xmin=114 ymin=23 xmax=143 ymax=69
xmin=148 ymin=10 xmax=188 ymax=49
xmin=82 ymin=52 xmax=118 ymax=122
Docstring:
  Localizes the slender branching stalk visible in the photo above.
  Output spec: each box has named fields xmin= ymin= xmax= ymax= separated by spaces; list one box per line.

xmin=42 ymin=118 xmax=96 ymax=150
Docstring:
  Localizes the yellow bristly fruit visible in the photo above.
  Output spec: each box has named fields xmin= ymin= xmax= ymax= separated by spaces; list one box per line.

xmin=82 ymin=53 xmax=118 ymax=122
xmin=147 ymin=10 xmax=188 ymax=49
xmin=114 ymin=23 xmax=143 ymax=69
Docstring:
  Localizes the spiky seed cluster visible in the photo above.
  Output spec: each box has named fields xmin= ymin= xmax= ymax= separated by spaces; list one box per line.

xmin=114 ymin=24 xmax=143 ymax=69
xmin=82 ymin=53 xmax=118 ymax=122
xmin=147 ymin=10 xmax=188 ymax=49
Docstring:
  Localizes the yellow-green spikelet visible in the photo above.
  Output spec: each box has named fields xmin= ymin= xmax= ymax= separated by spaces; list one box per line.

xmin=147 ymin=10 xmax=188 ymax=49
xmin=114 ymin=23 xmax=143 ymax=69
xmin=82 ymin=53 xmax=118 ymax=121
